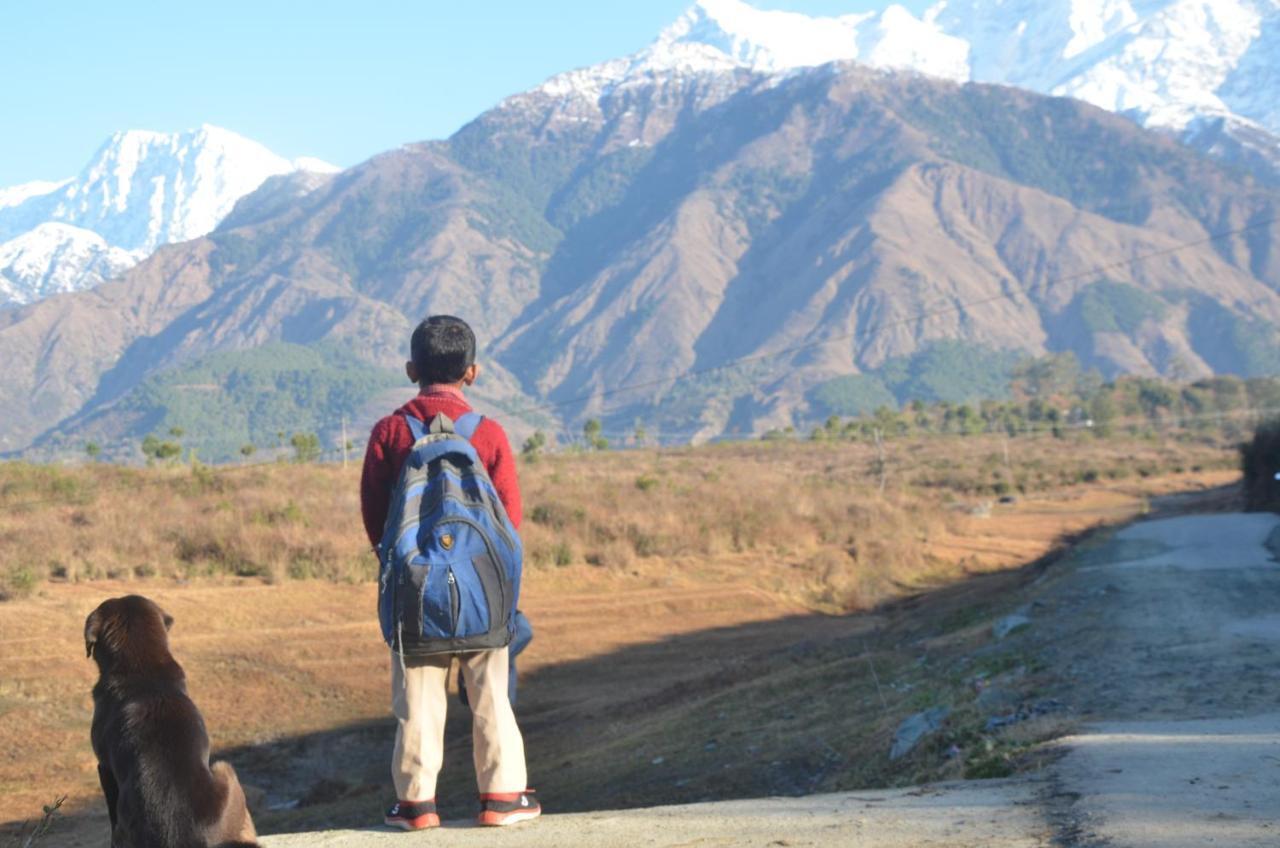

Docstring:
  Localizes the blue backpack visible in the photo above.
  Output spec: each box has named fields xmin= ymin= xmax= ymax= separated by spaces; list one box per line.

xmin=377 ymin=412 xmax=523 ymax=657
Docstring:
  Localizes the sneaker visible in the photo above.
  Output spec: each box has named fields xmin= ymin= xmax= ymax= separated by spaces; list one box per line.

xmin=384 ymin=799 xmax=440 ymax=830
xmin=477 ymin=790 xmax=541 ymax=826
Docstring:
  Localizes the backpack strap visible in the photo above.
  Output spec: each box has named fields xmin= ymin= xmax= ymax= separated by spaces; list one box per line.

xmin=403 ymin=412 xmax=483 ymax=443
xmin=404 ymin=414 xmax=427 ymax=443
xmin=454 ymin=412 xmax=484 ymax=441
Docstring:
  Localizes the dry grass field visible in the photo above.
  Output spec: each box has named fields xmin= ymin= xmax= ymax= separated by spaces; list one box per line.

xmin=0 ymin=432 xmax=1240 ymax=844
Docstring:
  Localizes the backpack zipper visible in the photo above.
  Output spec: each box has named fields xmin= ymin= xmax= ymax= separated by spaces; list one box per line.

xmin=435 ymin=516 xmax=509 ymax=618
xmin=447 ymin=570 xmax=460 ymax=636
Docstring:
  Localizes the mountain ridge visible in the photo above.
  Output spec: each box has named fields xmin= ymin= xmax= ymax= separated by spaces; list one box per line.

xmin=532 ymin=0 xmax=1280 ymax=180
xmin=4 ymin=64 xmax=1278 ymax=457
xmin=0 ymin=125 xmax=336 ymax=308
xmin=4 ymin=2 xmax=1280 ymax=456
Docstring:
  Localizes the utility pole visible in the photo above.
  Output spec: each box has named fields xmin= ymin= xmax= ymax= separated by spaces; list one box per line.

xmin=341 ymin=416 xmax=349 ymax=469
xmin=874 ymin=427 xmax=887 ymax=495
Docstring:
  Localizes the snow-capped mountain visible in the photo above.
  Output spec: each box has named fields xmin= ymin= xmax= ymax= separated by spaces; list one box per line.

xmin=934 ymin=0 xmax=1280 ymax=136
xmin=535 ymin=0 xmax=1280 ymax=175
xmin=0 ymin=224 xmax=141 ymax=307
xmin=0 ymin=125 xmax=336 ymax=306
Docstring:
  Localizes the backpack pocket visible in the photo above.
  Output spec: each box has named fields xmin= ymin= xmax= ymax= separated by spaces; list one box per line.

xmin=450 ymin=556 xmax=501 ymax=639
xmin=395 ymin=557 xmax=429 ymax=641
xmin=415 ymin=558 xmax=455 ymax=640
xmin=467 ymin=552 xmax=509 ymax=636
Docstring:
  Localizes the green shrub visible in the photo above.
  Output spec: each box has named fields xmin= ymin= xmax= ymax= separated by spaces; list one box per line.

xmin=553 ymin=542 xmax=574 ymax=567
xmin=2 ymin=565 xmax=38 ymax=599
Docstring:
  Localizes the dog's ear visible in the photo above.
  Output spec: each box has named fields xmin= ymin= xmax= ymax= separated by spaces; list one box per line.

xmin=162 ymin=611 xmax=174 ymax=631
xmin=84 ymin=609 xmax=102 ymax=659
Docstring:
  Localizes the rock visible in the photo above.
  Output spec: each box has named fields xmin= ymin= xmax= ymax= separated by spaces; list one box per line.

xmin=985 ymin=698 xmax=1067 ymax=732
xmin=986 ymin=714 xmax=1021 ymax=731
xmin=993 ymin=612 xmax=1031 ymax=640
xmin=889 ymin=707 xmax=950 ymax=760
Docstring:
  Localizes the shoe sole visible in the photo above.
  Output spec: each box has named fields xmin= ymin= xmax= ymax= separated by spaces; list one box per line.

xmin=478 ymin=809 xmax=541 ymax=827
xmin=384 ymin=814 xmax=440 ymax=830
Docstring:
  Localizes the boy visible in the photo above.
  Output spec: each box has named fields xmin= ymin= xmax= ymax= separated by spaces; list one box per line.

xmin=360 ymin=315 xmax=540 ymax=829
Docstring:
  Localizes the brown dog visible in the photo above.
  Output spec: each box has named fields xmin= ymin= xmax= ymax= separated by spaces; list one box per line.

xmin=85 ymin=595 xmax=258 ymax=848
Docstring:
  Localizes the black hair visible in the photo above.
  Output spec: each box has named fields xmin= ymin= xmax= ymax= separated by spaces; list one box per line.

xmin=410 ymin=315 xmax=476 ymax=384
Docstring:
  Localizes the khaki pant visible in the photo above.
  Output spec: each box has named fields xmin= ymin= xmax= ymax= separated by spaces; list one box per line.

xmin=390 ymin=647 xmax=528 ymax=801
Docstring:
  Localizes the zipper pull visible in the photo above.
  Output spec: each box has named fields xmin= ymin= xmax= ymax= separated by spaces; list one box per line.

xmin=448 ymin=572 xmax=456 ymax=586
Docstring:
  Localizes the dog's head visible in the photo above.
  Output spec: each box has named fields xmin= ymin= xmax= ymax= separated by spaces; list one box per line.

xmin=84 ymin=595 xmax=175 ymax=670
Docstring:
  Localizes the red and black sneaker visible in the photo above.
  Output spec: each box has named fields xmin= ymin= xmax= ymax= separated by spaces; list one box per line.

xmin=477 ymin=790 xmax=541 ymax=826
xmin=384 ymin=799 xmax=440 ymax=830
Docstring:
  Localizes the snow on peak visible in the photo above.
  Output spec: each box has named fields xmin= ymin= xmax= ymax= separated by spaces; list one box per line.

xmin=526 ymin=0 xmax=967 ymax=107
xmin=57 ymin=124 xmax=304 ymax=251
xmin=292 ymin=156 xmax=341 ymax=174
xmin=933 ymin=0 xmax=1280 ymax=134
xmin=855 ymin=5 xmax=970 ymax=81
xmin=0 ymin=179 xmax=72 ymax=211
xmin=527 ymin=0 xmax=1280 ymax=144
xmin=639 ymin=0 xmax=974 ymax=79
xmin=663 ymin=0 xmax=868 ymax=73
xmin=0 ymin=223 xmax=140 ymax=307
xmin=0 ymin=125 xmax=336 ymax=306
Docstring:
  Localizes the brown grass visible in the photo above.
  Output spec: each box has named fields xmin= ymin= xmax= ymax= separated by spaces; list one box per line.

xmin=0 ymin=432 xmax=1236 ymax=610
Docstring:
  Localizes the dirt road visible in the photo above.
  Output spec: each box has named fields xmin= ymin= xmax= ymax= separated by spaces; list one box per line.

xmin=1031 ymin=512 xmax=1280 ymax=846
xmin=265 ymin=510 xmax=1280 ymax=847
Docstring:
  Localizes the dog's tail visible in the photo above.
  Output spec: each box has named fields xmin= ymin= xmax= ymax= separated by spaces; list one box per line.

xmin=207 ymin=760 xmax=260 ymax=848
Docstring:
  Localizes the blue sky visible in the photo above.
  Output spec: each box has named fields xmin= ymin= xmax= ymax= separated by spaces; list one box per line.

xmin=0 ymin=1 xmax=933 ymax=186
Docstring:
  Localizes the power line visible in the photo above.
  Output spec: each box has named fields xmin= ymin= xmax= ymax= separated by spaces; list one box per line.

xmin=503 ymin=215 xmax=1278 ymax=421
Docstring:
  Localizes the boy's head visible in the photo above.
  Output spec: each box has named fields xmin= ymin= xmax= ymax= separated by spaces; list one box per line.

xmin=407 ymin=315 xmax=480 ymax=387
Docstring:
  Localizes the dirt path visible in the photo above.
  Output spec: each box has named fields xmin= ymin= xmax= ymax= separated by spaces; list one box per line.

xmin=1027 ymin=513 xmax=1280 ymax=846
xmin=264 ymin=510 xmax=1280 ymax=847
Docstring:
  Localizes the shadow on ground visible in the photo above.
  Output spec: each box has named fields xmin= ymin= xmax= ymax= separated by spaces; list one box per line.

xmin=6 ymin=529 xmax=1083 ymax=844
xmin=244 ymin=544 xmax=1068 ymax=838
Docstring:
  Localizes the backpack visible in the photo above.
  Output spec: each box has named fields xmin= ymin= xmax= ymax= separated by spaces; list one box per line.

xmin=377 ymin=411 xmax=523 ymax=657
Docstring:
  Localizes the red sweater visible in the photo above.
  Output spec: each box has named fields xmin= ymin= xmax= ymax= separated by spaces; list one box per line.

xmin=359 ymin=385 xmax=522 ymax=549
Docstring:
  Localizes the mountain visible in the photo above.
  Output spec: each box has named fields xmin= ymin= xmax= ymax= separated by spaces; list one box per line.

xmin=3 ymin=58 xmax=1279 ymax=458
xmin=0 ymin=224 xmax=140 ymax=307
xmin=588 ymin=0 xmax=1280 ymax=179
xmin=0 ymin=125 xmax=337 ymax=307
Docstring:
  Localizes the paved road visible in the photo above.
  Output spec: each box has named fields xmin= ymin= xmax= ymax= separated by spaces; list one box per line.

xmin=263 ymin=781 xmax=1050 ymax=847
xmin=267 ymin=513 xmax=1280 ymax=847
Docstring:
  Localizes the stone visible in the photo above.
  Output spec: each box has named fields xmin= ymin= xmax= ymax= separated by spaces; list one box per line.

xmin=889 ymin=707 xmax=950 ymax=760
xmin=993 ymin=613 xmax=1031 ymax=640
